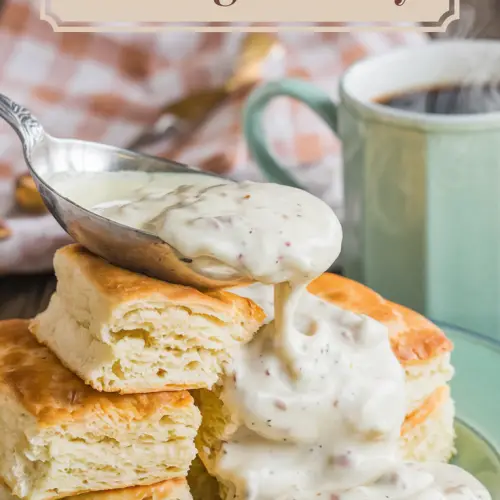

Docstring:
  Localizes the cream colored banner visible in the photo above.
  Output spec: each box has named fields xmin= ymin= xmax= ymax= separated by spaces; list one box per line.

xmin=41 ymin=0 xmax=459 ymax=32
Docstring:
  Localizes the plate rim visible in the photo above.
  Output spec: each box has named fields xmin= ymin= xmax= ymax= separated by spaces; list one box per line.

xmin=454 ymin=417 xmax=500 ymax=461
xmin=434 ymin=319 xmax=500 ymax=353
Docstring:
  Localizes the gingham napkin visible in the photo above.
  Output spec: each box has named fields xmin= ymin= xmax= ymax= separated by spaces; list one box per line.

xmin=0 ymin=0 xmax=427 ymax=274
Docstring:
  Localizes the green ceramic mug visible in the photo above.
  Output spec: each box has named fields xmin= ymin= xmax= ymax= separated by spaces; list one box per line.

xmin=244 ymin=40 xmax=500 ymax=339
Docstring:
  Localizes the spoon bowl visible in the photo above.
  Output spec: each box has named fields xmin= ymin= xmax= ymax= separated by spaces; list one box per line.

xmin=0 ymin=93 xmax=246 ymax=289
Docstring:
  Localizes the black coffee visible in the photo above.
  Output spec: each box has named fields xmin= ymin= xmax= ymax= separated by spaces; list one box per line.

xmin=376 ymin=84 xmax=500 ymax=115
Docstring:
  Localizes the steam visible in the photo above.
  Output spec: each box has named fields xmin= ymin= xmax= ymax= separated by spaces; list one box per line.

xmin=435 ymin=1 xmax=497 ymax=41
xmin=441 ymin=3 xmax=479 ymax=39
xmin=424 ymin=0 xmax=500 ymax=115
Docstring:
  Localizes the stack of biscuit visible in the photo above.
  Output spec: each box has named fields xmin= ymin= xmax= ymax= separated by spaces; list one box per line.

xmin=0 ymin=244 xmax=456 ymax=500
xmin=0 ymin=245 xmax=264 ymax=500
xmin=309 ymin=274 xmax=455 ymax=462
xmin=192 ymin=274 xmax=456 ymax=499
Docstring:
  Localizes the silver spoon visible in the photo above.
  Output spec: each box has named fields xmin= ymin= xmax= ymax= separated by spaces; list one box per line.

xmin=0 ymin=93 xmax=248 ymax=289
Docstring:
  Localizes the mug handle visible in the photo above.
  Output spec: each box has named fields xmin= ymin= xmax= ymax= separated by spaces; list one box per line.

xmin=243 ymin=78 xmax=339 ymax=189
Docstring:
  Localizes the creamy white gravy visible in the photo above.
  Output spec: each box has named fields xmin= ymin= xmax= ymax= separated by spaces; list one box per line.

xmin=218 ymin=292 xmax=406 ymax=498
xmin=50 ymin=170 xmax=225 ymax=213
xmin=52 ymin=171 xmax=490 ymax=500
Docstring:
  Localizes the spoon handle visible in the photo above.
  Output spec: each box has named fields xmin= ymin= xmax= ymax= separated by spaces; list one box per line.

xmin=0 ymin=93 xmax=44 ymax=160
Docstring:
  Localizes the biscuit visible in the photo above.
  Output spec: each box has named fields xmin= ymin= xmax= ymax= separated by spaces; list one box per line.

xmin=0 ymin=320 xmax=200 ymax=500
xmin=31 ymin=245 xmax=264 ymax=394
xmin=307 ymin=274 xmax=454 ymax=410
xmin=187 ymin=458 xmax=220 ymax=500
xmin=401 ymin=385 xmax=456 ymax=463
xmin=0 ymin=220 xmax=11 ymax=241
xmin=15 ymin=174 xmax=46 ymax=214
xmin=233 ymin=274 xmax=454 ymax=411
xmin=307 ymin=273 xmax=453 ymax=362
xmin=194 ymin=384 xmax=455 ymax=489
xmin=188 ymin=386 xmax=456 ymax=500
xmin=196 ymin=275 xmax=457 ymax=485
xmin=0 ymin=480 xmax=192 ymax=500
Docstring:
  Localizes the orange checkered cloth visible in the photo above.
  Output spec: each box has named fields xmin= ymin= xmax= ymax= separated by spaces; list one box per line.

xmin=0 ymin=0 xmax=427 ymax=274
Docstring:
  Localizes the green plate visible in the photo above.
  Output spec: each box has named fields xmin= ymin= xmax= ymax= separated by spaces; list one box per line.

xmin=439 ymin=322 xmax=500 ymax=498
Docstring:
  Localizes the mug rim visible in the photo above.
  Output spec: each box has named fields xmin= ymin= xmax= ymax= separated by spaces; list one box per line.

xmin=339 ymin=39 xmax=500 ymax=131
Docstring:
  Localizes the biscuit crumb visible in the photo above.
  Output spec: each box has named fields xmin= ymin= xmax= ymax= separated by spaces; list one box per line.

xmin=0 ymin=219 xmax=11 ymax=241
xmin=15 ymin=174 xmax=46 ymax=214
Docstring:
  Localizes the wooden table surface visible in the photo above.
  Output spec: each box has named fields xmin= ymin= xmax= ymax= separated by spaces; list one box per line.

xmin=0 ymin=274 xmax=56 ymax=320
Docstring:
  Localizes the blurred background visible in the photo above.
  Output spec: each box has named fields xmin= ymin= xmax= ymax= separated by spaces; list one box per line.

xmin=0 ymin=0 xmax=498 ymax=325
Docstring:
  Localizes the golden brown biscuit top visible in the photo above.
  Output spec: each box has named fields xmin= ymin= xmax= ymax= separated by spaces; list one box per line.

xmin=73 ymin=478 xmax=189 ymax=500
xmin=0 ymin=320 xmax=195 ymax=427
xmin=308 ymin=274 xmax=452 ymax=364
xmin=56 ymin=245 xmax=265 ymax=325
xmin=0 ymin=478 xmax=189 ymax=500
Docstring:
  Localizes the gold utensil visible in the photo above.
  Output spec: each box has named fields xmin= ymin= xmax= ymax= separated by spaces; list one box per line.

xmin=128 ymin=34 xmax=280 ymax=152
